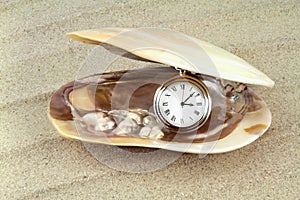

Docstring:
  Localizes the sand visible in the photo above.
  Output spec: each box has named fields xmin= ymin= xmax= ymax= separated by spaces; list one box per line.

xmin=1 ymin=0 xmax=299 ymax=199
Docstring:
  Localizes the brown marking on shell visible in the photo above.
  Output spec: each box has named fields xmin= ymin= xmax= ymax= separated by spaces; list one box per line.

xmin=49 ymin=67 xmax=178 ymax=121
xmin=247 ymin=87 xmax=262 ymax=101
xmin=247 ymin=101 xmax=262 ymax=112
xmin=92 ymin=67 xmax=178 ymax=111
xmin=244 ymin=124 xmax=267 ymax=135
xmin=49 ymin=81 xmax=74 ymax=120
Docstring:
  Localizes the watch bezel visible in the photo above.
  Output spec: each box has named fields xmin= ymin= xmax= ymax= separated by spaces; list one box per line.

xmin=153 ymin=74 xmax=212 ymax=133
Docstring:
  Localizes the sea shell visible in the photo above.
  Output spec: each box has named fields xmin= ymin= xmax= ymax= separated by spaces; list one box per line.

xmin=48 ymin=28 xmax=273 ymax=154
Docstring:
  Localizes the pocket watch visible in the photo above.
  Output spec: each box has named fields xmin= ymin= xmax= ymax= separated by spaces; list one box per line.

xmin=153 ymin=71 xmax=211 ymax=133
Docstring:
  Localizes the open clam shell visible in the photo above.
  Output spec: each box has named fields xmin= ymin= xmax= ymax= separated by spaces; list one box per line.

xmin=49 ymin=28 xmax=273 ymax=154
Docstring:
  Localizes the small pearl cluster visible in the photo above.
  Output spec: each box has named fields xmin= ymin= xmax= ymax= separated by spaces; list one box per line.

xmin=81 ymin=109 xmax=164 ymax=139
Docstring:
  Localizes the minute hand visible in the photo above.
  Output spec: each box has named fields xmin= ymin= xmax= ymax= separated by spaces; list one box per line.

xmin=183 ymin=92 xmax=195 ymax=103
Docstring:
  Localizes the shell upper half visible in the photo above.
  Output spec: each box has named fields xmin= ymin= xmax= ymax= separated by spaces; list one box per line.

xmin=67 ymin=27 xmax=274 ymax=88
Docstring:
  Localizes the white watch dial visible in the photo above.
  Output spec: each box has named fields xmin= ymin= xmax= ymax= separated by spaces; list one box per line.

xmin=155 ymin=78 xmax=210 ymax=129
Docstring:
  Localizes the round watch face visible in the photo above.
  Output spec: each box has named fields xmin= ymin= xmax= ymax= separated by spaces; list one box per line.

xmin=154 ymin=75 xmax=211 ymax=132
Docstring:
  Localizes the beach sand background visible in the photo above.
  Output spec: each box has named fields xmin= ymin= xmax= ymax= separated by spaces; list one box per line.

xmin=1 ymin=0 xmax=299 ymax=199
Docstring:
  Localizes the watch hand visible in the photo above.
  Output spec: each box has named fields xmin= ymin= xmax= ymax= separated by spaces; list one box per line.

xmin=182 ymin=92 xmax=195 ymax=103
xmin=182 ymin=103 xmax=194 ymax=106
xmin=181 ymin=87 xmax=185 ymax=107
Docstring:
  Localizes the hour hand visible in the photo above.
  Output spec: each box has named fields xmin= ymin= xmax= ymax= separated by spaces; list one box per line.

xmin=180 ymin=102 xmax=194 ymax=107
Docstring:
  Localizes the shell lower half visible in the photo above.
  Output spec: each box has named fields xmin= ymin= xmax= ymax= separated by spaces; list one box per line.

xmin=49 ymin=67 xmax=271 ymax=154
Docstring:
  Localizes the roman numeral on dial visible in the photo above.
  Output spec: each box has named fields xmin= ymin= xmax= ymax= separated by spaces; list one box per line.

xmin=171 ymin=86 xmax=177 ymax=91
xmin=171 ymin=115 xmax=176 ymax=121
xmin=164 ymin=109 xmax=170 ymax=116
xmin=180 ymin=118 xmax=184 ymax=124
xmin=180 ymin=84 xmax=185 ymax=90
xmin=194 ymin=110 xmax=200 ymax=115
xmin=196 ymin=102 xmax=202 ymax=106
xmin=162 ymin=102 xmax=168 ymax=106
